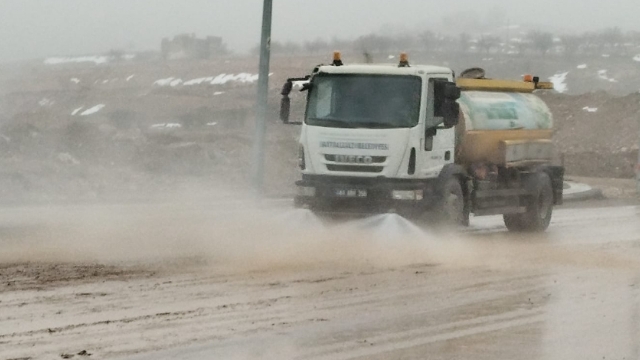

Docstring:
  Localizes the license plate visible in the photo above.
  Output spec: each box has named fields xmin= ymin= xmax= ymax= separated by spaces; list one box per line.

xmin=334 ymin=188 xmax=367 ymax=198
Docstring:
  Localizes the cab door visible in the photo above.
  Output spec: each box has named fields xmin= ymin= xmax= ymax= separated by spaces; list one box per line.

xmin=418 ymin=76 xmax=456 ymax=178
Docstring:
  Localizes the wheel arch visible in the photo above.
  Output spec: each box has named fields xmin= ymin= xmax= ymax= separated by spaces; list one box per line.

xmin=436 ymin=164 xmax=469 ymax=192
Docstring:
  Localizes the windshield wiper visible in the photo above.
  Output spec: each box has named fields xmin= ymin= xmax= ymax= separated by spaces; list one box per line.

xmin=354 ymin=122 xmax=408 ymax=129
xmin=308 ymin=117 xmax=355 ymax=128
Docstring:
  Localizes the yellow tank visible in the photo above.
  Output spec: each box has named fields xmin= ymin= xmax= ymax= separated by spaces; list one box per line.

xmin=454 ymin=78 xmax=555 ymax=167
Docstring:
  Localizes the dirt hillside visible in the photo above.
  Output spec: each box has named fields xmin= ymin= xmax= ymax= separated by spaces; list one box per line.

xmin=0 ymin=53 xmax=638 ymax=203
xmin=541 ymin=91 xmax=640 ymax=178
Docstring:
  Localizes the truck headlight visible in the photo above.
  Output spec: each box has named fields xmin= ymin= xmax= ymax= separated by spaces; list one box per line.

xmin=297 ymin=186 xmax=315 ymax=197
xmin=391 ymin=190 xmax=423 ymax=201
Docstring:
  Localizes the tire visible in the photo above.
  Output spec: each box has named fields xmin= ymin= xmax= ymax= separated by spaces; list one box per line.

xmin=435 ymin=177 xmax=468 ymax=226
xmin=503 ymin=214 xmax=524 ymax=232
xmin=503 ymin=172 xmax=554 ymax=232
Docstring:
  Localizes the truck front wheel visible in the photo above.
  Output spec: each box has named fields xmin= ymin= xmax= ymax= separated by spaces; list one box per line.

xmin=435 ymin=177 xmax=468 ymax=227
xmin=504 ymin=172 xmax=553 ymax=232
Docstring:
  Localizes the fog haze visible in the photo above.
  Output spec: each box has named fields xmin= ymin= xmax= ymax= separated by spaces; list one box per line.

xmin=0 ymin=0 xmax=638 ymax=62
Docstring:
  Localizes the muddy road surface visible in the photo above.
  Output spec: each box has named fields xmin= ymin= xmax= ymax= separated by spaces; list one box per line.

xmin=1 ymin=201 xmax=640 ymax=360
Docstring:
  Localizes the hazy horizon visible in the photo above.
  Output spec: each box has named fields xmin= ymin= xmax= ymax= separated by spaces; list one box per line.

xmin=1 ymin=0 xmax=639 ymax=62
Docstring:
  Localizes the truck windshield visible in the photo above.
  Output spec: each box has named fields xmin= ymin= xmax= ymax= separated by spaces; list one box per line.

xmin=305 ymin=74 xmax=421 ymax=129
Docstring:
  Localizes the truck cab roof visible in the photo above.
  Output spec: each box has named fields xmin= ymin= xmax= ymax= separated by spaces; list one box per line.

xmin=316 ymin=64 xmax=453 ymax=77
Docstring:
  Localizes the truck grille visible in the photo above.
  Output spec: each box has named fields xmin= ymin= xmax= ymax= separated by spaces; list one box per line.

xmin=323 ymin=154 xmax=386 ymax=173
xmin=326 ymin=164 xmax=384 ymax=173
xmin=324 ymin=155 xmax=386 ymax=164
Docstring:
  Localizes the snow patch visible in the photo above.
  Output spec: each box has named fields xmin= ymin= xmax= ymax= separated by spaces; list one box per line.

xmin=80 ymin=104 xmax=105 ymax=116
xmin=39 ymin=98 xmax=54 ymax=107
xmin=597 ymin=70 xmax=618 ymax=83
xmin=154 ymin=77 xmax=183 ymax=87
xmin=548 ymin=72 xmax=569 ymax=93
xmin=211 ymin=73 xmax=259 ymax=85
xmin=71 ymin=106 xmax=84 ymax=116
xmin=126 ymin=75 xmax=135 ymax=81
xmin=633 ymin=55 xmax=640 ymax=62
xmin=155 ymin=73 xmax=261 ymax=87
xmin=602 ymin=54 xmax=610 ymax=58
xmin=206 ymin=122 xmax=218 ymax=126
xmin=388 ymin=55 xmax=395 ymax=59
xmin=582 ymin=106 xmax=598 ymax=113
xmin=576 ymin=64 xmax=587 ymax=69
xmin=184 ymin=77 xmax=214 ymax=86
xmin=44 ymin=56 xmax=109 ymax=65
xmin=39 ymin=98 xmax=54 ymax=106
xmin=213 ymin=91 xmax=224 ymax=96
xmin=151 ymin=123 xmax=182 ymax=129
xmin=70 ymin=78 xmax=80 ymax=84
xmin=44 ymin=54 xmax=135 ymax=65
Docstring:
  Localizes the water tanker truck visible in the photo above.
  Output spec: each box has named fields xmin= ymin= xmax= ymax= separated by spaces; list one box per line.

xmin=279 ymin=53 xmax=564 ymax=232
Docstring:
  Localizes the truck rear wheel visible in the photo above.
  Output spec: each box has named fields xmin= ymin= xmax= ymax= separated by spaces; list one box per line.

xmin=503 ymin=172 xmax=553 ymax=232
xmin=503 ymin=214 xmax=523 ymax=231
xmin=435 ymin=177 xmax=468 ymax=226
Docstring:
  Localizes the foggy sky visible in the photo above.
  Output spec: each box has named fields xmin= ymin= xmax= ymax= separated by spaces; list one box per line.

xmin=1 ymin=0 xmax=639 ymax=62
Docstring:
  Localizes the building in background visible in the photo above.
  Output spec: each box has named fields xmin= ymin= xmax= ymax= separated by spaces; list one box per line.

xmin=161 ymin=34 xmax=229 ymax=60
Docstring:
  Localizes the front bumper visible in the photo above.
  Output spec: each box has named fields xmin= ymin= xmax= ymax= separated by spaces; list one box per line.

xmin=295 ymin=175 xmax=439 ymax=217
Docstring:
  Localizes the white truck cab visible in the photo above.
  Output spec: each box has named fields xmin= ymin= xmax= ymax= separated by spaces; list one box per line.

xmin=280 ymin=53 xmax=564 ymax=232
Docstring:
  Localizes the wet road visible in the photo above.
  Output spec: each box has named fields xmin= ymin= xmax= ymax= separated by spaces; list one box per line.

xmin=1 ymin=203 xmax=640 ymax=360
xmin=118 ymin=205 xmax=640 ymax=360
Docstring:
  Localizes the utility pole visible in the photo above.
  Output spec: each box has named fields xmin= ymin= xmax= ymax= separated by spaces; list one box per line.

xmin=506 ymin=19 xmax=511 ymax=50
xmin=252 ymin=0 xmax=273 ymax=195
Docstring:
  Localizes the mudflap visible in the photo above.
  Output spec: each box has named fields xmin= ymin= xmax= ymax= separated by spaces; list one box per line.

xmin=545 ymin=165 xmax=565 ymax=205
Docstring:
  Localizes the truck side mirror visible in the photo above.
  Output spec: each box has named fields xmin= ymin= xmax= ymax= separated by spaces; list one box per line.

xmin=442 ymin=100 xmax=460 ymax=129
xmin=434 ymin=80 xmax=461 ymax=128
xmin=434 ymin=81 xmax=460 ymax=103
xmin=280 ymin=96 xmax=291 ymax=123
xmin=280 ymin=81 xmax=293 ymax=123
xmin=443 ymin=82 xmax=461 ymax=100
xmin=280 ymin=76 xmax=311 ymax=125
